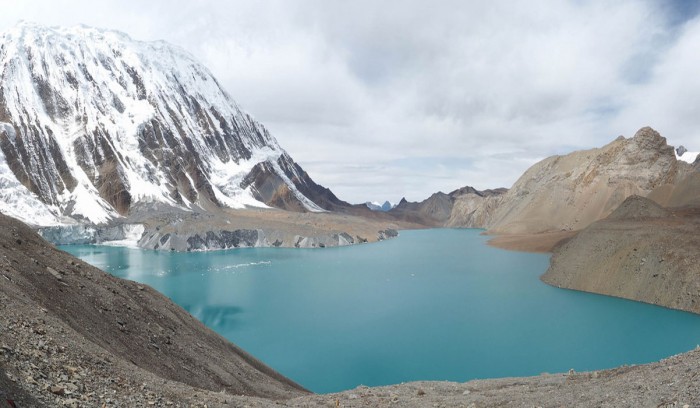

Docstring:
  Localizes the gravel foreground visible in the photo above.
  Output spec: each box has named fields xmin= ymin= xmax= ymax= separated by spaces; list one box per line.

xmin=283 ymin=352 xmax=700 ymax=407
xmin=2 ymin=211 xmax=700 ymax=407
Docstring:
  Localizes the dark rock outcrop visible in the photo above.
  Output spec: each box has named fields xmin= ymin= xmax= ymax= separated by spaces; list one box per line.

xmin=241 ymin=153 xmax=351 ymax=212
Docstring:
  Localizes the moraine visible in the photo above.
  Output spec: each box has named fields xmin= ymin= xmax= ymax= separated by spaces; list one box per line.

xmin=61 ymin=229 xmax=700 ymax=393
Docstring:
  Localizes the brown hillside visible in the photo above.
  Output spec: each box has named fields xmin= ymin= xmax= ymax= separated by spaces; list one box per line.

xmin=0 ymin=213 xmax=306 ymax=406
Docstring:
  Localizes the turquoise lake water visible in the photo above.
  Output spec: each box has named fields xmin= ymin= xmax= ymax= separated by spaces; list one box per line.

xmin=60 ymin=229 xmax=700 ymax=393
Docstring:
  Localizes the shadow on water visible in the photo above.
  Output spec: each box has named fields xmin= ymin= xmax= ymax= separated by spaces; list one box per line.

xmin=182 ymin=305 xmax=245 ymax=330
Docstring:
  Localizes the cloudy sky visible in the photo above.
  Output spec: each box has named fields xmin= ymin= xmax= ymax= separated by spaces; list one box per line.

xmin=1 ymin=1 xmax=699 ymax=203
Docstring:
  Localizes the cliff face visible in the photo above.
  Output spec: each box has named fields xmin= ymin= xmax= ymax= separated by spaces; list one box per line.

xmin=647 ymin=162 xmax=700 ymax=208
xmin=541 ymin=195 xmax=700 ymax=314
xmin=445 ymin=189 xmax=506 ymax=228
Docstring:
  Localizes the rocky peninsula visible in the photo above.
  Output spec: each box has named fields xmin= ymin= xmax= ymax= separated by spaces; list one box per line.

xmin=542 ymin=195 xmax=700 ymax=314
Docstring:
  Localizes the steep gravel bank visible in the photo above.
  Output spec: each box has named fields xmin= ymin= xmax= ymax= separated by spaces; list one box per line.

xmin=0 ymin=213 xmax=306 ymax=406
xmin=542 ymin=196 xmax=700 ymax=314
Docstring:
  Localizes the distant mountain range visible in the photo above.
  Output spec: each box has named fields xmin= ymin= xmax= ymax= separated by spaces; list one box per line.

xmin=0 ymin=22 xmax=346 ymax=227
xmin=386 ymin=187 xmax=508 ymax=227
xmin=365 ymin=200 xmax=397 ymax=212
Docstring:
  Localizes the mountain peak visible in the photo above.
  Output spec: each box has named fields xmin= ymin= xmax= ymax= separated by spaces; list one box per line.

xmin=4 ymin=21 xmax=135 ymax=49
xmin=631 ymin=127 xmax=667 ymax=151
xmin=0 ymin=23 xmax=335 ymax=226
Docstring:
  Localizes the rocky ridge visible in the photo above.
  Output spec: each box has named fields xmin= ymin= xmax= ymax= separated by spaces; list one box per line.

xmin=138 ymin=223 xmax=398 ymax=252
xmin=402 ymin=127 xmax=699 ymax=244
xmin=130 ymin=208 xmax=401 ymax=251
xmin=485 ymin=127 xmax=693 ymax=234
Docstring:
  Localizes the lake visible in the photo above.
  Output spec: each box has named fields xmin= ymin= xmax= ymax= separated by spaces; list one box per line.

xmin=60 ymin=229 xmax=700 ymax=393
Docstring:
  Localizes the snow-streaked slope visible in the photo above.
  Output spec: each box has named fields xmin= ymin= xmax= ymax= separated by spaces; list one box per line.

xmin=0 ymin=22 xmax=328 ymax=226
xmin=0 ymin=136 xmax=63 ymax=226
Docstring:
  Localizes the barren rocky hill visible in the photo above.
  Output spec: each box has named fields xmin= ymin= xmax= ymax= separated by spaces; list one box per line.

xmin=445 ymin=188 xmax=507 ymax=228
xmin=486 ymin=127 xmax=688 ymax=234
xmin=648 ymin=163 xmax=700 ymax=209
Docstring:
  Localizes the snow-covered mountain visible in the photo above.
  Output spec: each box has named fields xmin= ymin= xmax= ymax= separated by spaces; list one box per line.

xmin=0 ymin=22 xmax=345 ymax=226
xmin=365 ymin=200 xmax=396 ymax=212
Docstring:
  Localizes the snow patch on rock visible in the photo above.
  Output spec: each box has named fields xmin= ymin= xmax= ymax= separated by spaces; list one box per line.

xmin=0 ymin=144 xmax=63 ymax=226
xmin=675 ymin=147 xmax=699 ymax=164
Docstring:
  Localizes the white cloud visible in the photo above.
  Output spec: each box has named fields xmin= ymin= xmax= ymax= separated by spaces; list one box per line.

xmin=613 ymin=13 xmax=700 ymax=149
xmin=1 ymin=0 xmax=698 ymax=203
